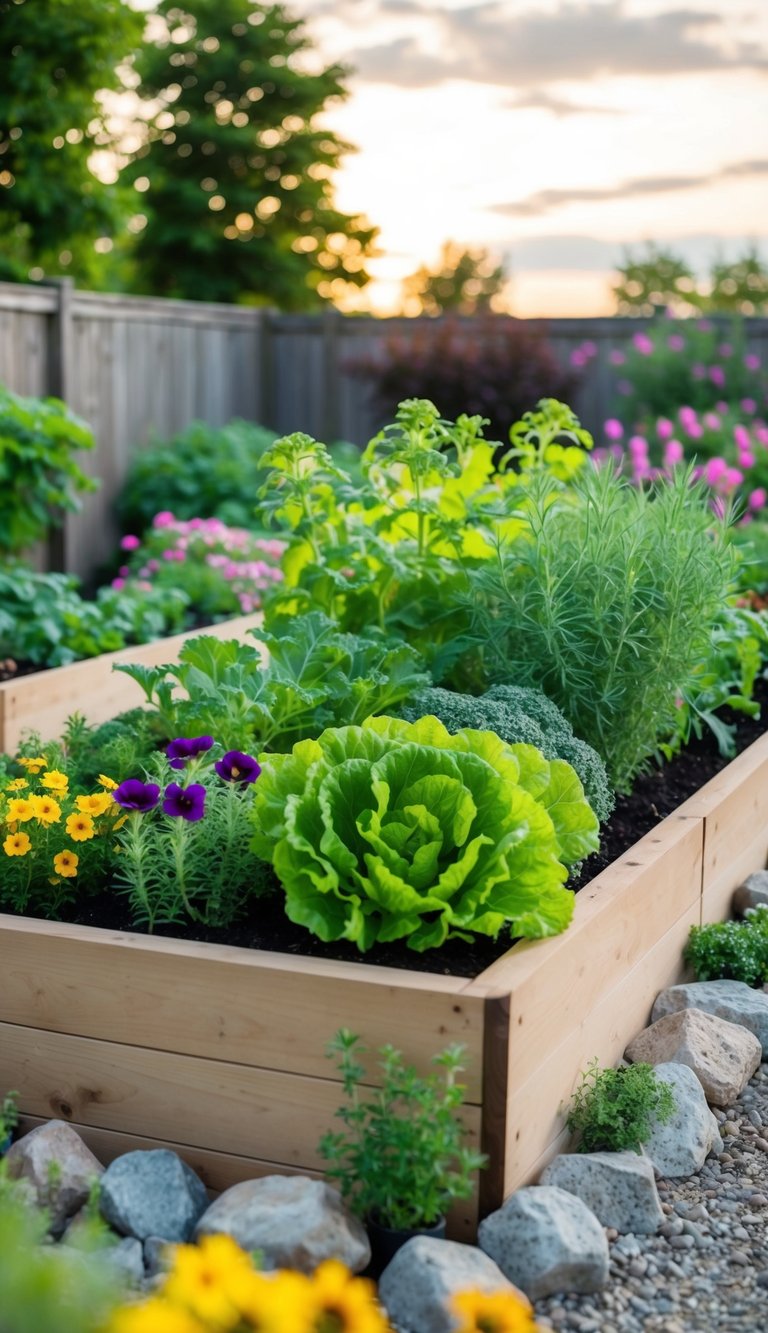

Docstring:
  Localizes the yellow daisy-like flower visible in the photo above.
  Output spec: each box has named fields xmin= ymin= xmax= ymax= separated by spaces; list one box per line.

xmin=3 ymin=831 xmax=31 ymax=857
xmin=452 ymin=1289 xmax=541 ymax=1333
xmin=6 ymin=797 xmax=34 ymax=823
xmin=65 ymin=811 xmax=95 ymax=842
xmin=52 ymin=850 xmax=78 ymax=878
xmin=17 ymin=756 xmax=47 ymax=773
xmin=6 ymin=778 xmax=28 ymax=791
xmin=234 ymin=1268 xmax=314 ymax=1333
xmin=31 ymin=794 xmax=62 ymax=825
xmin=76 ymin=791 xmax=114 ymax=817
xmin=164 ymin=1234 xmax=259 ymax=1327
xmin=109 ymin=1297 xmax=206 ymax=1333
xmin=40 ymin=769 xmax=69 ymax=792
xmin=98 ymin=773 xmax=119 ymax=790
xmin=113 ymin=813 xmax=129 ymax=831
xmin=308 ymin=1260 xmax=392 ymax=1333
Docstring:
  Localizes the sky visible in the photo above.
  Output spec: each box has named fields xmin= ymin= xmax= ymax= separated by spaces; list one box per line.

xmin=285 ymin=0 xmax=768 ymax=316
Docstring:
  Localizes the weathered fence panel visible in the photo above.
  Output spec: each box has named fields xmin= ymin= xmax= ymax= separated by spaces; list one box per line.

xmin=1 ymin=279 xmax=767 ymax=581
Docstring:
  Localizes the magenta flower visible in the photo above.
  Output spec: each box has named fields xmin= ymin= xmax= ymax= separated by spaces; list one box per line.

xmin=632 ymin=332 xmax=654 ymax=356
xmin=570 ymin=349 xmax=586 ymax=368
xmin=692 ymin=363 xmax=706 ymax=381
xmin=745 ymin=353 xmax=761 ymax=372
xmin=741 ymin=398 xmax=757 ymax=415
xmin=153 ymin=511 xmax=176 ymax=528
xmin=604 ymin=418 xmax=624 ymax=441
xmin=111 ymin=577 xmax=126 ymax=591
xmin=166 ymin=736 xmax=214 ymax=770
xmin=734 ymin=425 xmax=752 ymax=451
xmin=214 ymin=751 xmax=262 ymax=785
xmin=718 ymin=343 xmax=733 ymax=358
xmin=739 ymin=452 xmax=756 ymax=470
xmin=725 ymin=466 xmax=744 ymax=489
xmin=749 ymin=489 xmax=767 ymax=510
xmin=628 ymin=435 xmax=648 ymax=456
xmin=703 ymin=413 xmax=721 ymax=431
xmin=114 ymin=779 xmax=161 ymax=812
xmin=657 ymin=418 xmax=674 ymax=441
xmin=704 ymin=457 xmax=728 ymax=486
xmin=709 ymin=366 xmax=726 ymax=388
xmin=609 ymin=349 xmax=626 ymax=366
xmin=163 ymin=782 xmax=206 ymax=822
xmin=120 ymin=535 xmax=141 ymax=551
xmin=667 ymin=334 xmax=685 ymax=352
xmin=664 ymin=439 xmax=684 ymax=466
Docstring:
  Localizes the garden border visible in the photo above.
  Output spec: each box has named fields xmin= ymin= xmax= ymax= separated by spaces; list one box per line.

xmin=2 ymin=729 xmax=767 ymax=1238
xmin=0 ymin=613 xmax=263 ymax=752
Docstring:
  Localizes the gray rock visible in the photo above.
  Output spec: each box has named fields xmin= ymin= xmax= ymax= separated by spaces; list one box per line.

xmin=540 ymin=1152 xmax=664 ymax=1234
xmin=478 ymin=1185 xmax=609 ymax=1299
xmin=99 ymin=1150 xmax=208 ymax=1242
xmin=144 ymin=1235 xmax=175 ymax=1278
xmin=4 ymin=1121 xmax=103 ymax=1233
xmin=378 ymin=1236 xmax=519 ymax=1333
xmin=652 ymin=980 xmax=768 ymax=1052
xmin=625 ymin=1008 xmax=762 ymax=1107
xmin=733 ymin=872 xmax=768 ymax=916
xmin=642 ymin=1063 xmax=723 ymax=1178
xmin=107 ymin=1236 xmax=145 ymax=1285
xmin=195 ymin=1175 xmax=370 ymax=1274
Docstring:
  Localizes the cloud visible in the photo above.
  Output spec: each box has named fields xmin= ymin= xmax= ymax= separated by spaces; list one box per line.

xmin=502 ymin=89 xmax=621 ymax=116
xmin=498 ymin=232 xmax=768 ymax=272
xmin=350 ymin=2 xmax=768 ymax=89
xmin=491 ymin=157 xmax=768 ymax=216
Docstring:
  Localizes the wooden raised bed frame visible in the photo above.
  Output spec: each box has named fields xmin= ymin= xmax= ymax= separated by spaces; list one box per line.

xmin=2 ymin=723 xmax=768 ymax=1238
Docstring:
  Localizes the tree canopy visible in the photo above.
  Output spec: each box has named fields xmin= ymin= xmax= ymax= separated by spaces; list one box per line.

xmin=402 ymin=241 xmax=508 ymax=316
xmin=613 ymin=243 xmax=768 ymax=317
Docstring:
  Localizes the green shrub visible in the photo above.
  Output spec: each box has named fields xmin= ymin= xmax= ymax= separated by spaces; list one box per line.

xmin=612 ymin=317 xmax=764 ymax=421
xmin=684 ymin=908 xmax=768 ymax=986
xmin=251 ymin=715 xmax=598 ymax=951
xmin=319 ymin=1030 xmax=486 ymax=1229
xmin=0 ymin=384 xmax=96 ymax=558
xmin=566 ymin=1059 xmax=676 ymax=1153
xmin=116 ymin=419 xmax=277 ymax=535
xmin=464 ymin=464 xmax=738 ymax=791
xmin=397 ymin=684 xmax=613 ymax=824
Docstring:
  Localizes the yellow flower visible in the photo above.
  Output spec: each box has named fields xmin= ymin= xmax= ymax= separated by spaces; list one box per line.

xmin=452 ymin=1289 xmax=541 ymax=1333
xmin=53 ymin=850 xmax=78 ymax=878
xmin=6 ymin=778 xmax=28 ymax=791
xmin=98 ymin=773 xmax=119 ymax=790
xmin=65 ymin=811 xmax=95 ymax=842
xmin=17 ymin=756 xmax=47 ymax=773
xmin=31 ymin=794 xmax=62 ymax=825
xmin=113 ymin=813 xmax=129 ymax=831
xmin=307 ymin=1260 xmax=392 ymax=1333
xmin=234 ymin=1268 xmax=314 ymax=1332
xmin=163 ymin=1233 xmax=258 ymax=1327
xmin=76 ymin=791 xmax=114 ymax=817
xmin=6 ymin=797 xmax=34 ymax=823
xmin=40 ymin=769 xmax=69 ymax=792
xmin=3 ymin=831 xmax=31 ymax=857
xmin=108 ymin=1297 xmax=206 ymax=1333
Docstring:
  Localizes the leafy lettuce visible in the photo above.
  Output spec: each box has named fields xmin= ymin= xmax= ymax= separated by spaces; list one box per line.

xmin=251 ymin=715 xmax=599 ymax=952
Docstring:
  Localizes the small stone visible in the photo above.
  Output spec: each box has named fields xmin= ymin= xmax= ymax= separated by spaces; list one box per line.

xmin=733 ymin=872 xmax=768 ymax=916
xmin=539 ymin=1152 xmax=663 ymax=1235
xmin=4 ymin=1121 xmax=103 ymax=1233
xmin=100 ymin=1150 xmax=208 ymax=1242
xmin=478 ymin=1186 xmax=609 ymax=1300
xmin=107 ymin=1236 xmax=145 ymax=1285
xmin=625 ymin=1008 xmax=761 ymax=1106
xmin=144 ymin=1236 xmax=175 ymax=1278
xmin=195 ymin=1176 xmax=370 ymax=1274
xmin=641 ymin=1063 xmax=722 ymax=1178
xmin=379 ymin=1237 xmax=518 ymax=1333
xmin=652 ymin=979 xmax=768 ymax=1052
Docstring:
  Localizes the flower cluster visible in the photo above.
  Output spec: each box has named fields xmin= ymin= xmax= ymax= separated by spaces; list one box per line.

xmin=107 ymin=1235 xmax=542 ymax=1333
xmin=115 ymin=514 xmax=285 ymax=618
xmin=0 ymin=759 xmax=119 ymax=913
xmin=114 ymin=741 xmax=261 ymax=825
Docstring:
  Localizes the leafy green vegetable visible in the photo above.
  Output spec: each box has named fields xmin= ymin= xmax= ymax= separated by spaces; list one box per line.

xmin=398 ymin=683 xmax=613 ymax=824
xmin=685 ymin=908 xmax=768 ymax=986
xmin=116 ymin=611 xmax=430 ymax=753
xmin=566 ymin=1059 xmax=676 ymax=1154
xmin=251 ymin=715 xmax=598 ymax=952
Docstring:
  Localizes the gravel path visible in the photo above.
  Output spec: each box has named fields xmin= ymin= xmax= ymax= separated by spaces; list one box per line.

xmin=533 ymin=1063 xmax=768 ymax=1333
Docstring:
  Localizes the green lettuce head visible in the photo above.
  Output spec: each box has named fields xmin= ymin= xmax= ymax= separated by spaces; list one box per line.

xmin=251 ymin=716 xmax=599 ymax=952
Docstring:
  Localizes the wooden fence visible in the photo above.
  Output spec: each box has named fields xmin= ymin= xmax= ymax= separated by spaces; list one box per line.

xmin=2 ymin=279 xmax=767 ymax=580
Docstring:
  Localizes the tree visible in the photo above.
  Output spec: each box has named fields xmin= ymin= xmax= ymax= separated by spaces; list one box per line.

xmin=613 ymin=243 xmax=768 ymax=317
xmin=126 ymin=0 xmax=377 ymax=307
xmin=402 ymin=241 xmax=508 ymax=315
xmin=708 ymin=246 xmax=768 ymax=316
xmin=0 ymin=0 xmax=144 ymax=285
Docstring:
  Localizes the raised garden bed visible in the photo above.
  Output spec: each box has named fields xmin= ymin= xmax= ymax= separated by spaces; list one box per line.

xmin=4 ymin=728 xmax=768 ymax=1239
xmin=0 ymin=613 xmax=263 ymax=752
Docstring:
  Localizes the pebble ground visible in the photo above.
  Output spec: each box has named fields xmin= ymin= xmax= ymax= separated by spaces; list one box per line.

xmin=533 ymin=1063 xmax=768 ymax=1333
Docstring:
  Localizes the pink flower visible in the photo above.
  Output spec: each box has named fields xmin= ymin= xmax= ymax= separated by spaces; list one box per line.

xmin=725 ymin=466 xmax=744 ymax=489
xmin=629 ymin=435 xmax=648 ymax=456
xmin=741 ymin=398 xmax=757 ymax=415
xmin=153 ymin=511 xmax=176 ymax=528
xmin=692 ymin=364 xmax=706 ymax=381
xmin=657 ymin=418 xmax=674 ymax=440
xmin=745 ymin=353 xmax=761 ymax=372
xmin=718 ymin=343 xmax=732 ymax=358
xmin=709 ymin=365 xmax=726 ymax=388
xmin=716 ymin=401 xmax=729 ymax=414
xmin=188 ymin=518 xmax=205 ymax=530
xmin=739 ymin=452 xmax=756 ymax=470
xmin=582 ymin=340 xmax=597 ymax=357
xmin=147 ymin=559 xmax=160 ymax=573
xmin=703 ymin=413 xmax=721 ymax=431
xmin=697 ymin=319 xmax=713 ymax=332
xmin=757 ymin=426 xmax=768 ymax=447
xmin=604 ymin=418 xmax=624 ymax=441
xmin=609 ymin=349 xmax=626 ymax=366
xmin=162 ymin=548 xmax=185 ymax=562
xmin=749 ymin=488 xmax=767 ymax=510
xmin=120 ymin=535 xmax=140 ymax=551
xmin=136 ymin=580 xmax=152 ymax=592
xmin=111 ymin=577 xmax=126 ymax=590
xmin=632 ymin=332 xmax=654 ymax=356
xmin=667 ymin=334 xmax=685 ymax=351
xmin=734 ymin=425 xmax=752 ymax=451
xmin=664 ymin=439 xmax=684 ymax=466
xmin=685 ymin=421 xmax=704 ymax=440
xmin=704 ymin=457 xmax=728 ymax=486
xmin=570 ymin=349 xmax=586 ymax=368
xmin=679 ymin=405 xmax=697 ymax=423
xmin=119 ymin=565 xmax=130 ymax=577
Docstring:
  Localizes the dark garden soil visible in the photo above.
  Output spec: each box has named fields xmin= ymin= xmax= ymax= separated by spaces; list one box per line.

xmin=37 ymin=677 xmax=768 ymax=979
xmin=0 ymin=659 xmax=37 ymax=683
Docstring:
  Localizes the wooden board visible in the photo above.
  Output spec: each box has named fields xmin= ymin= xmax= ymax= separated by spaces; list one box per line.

xmin=0 ymin=614 xmax=263 ymax=750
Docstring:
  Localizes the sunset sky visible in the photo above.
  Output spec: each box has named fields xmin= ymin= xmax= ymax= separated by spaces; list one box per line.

xmin=289 ymin=0 xmax=768 ymax=315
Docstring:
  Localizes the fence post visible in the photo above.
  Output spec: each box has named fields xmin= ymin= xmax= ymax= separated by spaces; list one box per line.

xmin=46 ymin=277 xmax=75 ymax=572
xmin=322 ymin=306 xmax=342 ymax=443
xmin=258 ymin=307 xmax=276 ymax=431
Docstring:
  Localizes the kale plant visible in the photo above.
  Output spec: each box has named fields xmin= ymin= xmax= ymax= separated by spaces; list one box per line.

xmin=398 ymin=683 xmax=613 ymax=824
xmin=566 ymin=1059 xmax=676 ymax=1154
xmin=684 ymin=908 xmax=768 ymax=986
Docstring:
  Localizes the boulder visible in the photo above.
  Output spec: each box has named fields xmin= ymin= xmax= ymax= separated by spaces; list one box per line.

xmin=641 ymin=1062 xmax=722 ymax=1177
xmin=478 ymin=1185 xmax=609 ymax=1299
xmin=733 ymin=871 xmax=768 ymax=916
xmin=625 ymin=1007 xmax=761 ymax=1106
xmin=540 ymin=1151 xmax=663 ymax=1234
xmin=107 ymin=1236 xmax=145 ymax=1285
xmin=195 ymin=1175 xmax=370 ymax=1274
xmin=4 ymin=1121 xmax=103 ymax=1233
xmin=652 ymin=979 xmax=768 ymax=1052
xmin=378 ymin=1236 xmax=518 ymax=1333
xmin=99 ymin=1150 xmax=208 ymax=1242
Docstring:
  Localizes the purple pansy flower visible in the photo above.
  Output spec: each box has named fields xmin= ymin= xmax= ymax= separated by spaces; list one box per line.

xmin=214 ymin=750 xmax=262 ymax=785
xmin=114 ymin=779 xmax=161 ymax=812
xmin=163 ymin=782 xmax=207 ymax=822
xmin=166 ymin=735 xmax=214 ymax=770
